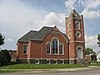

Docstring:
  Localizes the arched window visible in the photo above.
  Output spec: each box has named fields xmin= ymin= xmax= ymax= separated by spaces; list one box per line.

xmin=59 ymin=43 xmax=64 ymax=55
xmin=52 ymin=38 xmax=59 ymax=55
xmin=67 ymin=22 xmax=71 ymax=31
xmin=47 ymin=42 xmax=51 ymax=55
xmin=75 ymin=21 xmax=80 ymax=30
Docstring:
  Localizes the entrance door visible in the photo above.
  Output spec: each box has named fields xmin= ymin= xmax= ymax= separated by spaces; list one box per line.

xmin=77 ymin=46 xmax=83 ymax=58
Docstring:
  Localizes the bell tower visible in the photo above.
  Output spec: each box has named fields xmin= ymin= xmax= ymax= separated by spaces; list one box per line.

xmin=66 ymin=9 xmax=85 ymax=64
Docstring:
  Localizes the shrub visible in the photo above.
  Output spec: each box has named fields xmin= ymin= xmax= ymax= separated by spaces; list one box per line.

xmin=0 ymin=50 xmax=11 ymax=66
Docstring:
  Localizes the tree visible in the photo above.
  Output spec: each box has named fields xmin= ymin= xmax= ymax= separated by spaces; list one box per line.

xmin=97 ymin=34 xmax=100 ymax=47
xmin=0 ymin=50 xmax=11 ymax=66
xmin=0 ymin=33 xmax=5 ymax=46
xmin=85 ymin=48 xmax=95 ymax=55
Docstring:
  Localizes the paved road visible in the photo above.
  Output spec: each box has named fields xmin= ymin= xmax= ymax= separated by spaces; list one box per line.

xmin=0 ymin=68 xmax=100 ymax=75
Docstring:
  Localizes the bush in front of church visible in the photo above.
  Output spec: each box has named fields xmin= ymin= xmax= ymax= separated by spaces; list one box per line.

xmin=0 ymin=50 xmax=11 ymax=66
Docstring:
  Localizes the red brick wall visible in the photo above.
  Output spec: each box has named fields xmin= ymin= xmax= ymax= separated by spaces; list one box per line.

xmin=17 ymin=42 xmax=28 ymax=58
xmin=28 ymin=40 xmax=42 ymax=58
xmin=27 ymin=27 xmax=69 ymax=59
xmin=41 ymin=27 xmax=68 ymax=59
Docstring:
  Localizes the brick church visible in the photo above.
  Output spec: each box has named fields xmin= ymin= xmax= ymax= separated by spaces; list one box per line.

xmin=16 ymin=9 xmax=86 ymax=64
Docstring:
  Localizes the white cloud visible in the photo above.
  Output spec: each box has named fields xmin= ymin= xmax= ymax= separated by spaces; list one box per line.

xmin=65 ymin=0 xmax=75 ymax=12
xmin=65 ymin=0 xmax=100 ymax=19
xmin=85 ymin=35 xmax=100 ymax=53
xmin=39 ymin=12 xmax=65 ymax=32
xmin=81 ymin=9 xmax=100 ymax=19
xmin=81 ymin=0 xmax=100 ymax=19
xmin=0 ymin=0 xmax=66 ymax=49
xmin=83 ymin=0 xmax=100 ymax=9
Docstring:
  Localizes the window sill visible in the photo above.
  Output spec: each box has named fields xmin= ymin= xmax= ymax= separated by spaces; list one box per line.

xmin=52 ymin=54 xmax=59 ymax=55
xmin=23 ymin=54 xmax=27 ymax=56
xmin=47 ymin=54 xmax=51 ymax=55
xmin=59 ymin=54 xmax=64 ymax=55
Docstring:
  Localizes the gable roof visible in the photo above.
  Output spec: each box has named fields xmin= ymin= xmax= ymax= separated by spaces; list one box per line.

xmin=18 ymin=26 xmax=69 ymax=43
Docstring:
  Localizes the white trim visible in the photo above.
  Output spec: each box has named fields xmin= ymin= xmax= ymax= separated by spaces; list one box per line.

xmin=70 ymin=41 xmax=84 ymax=43
xmin=26 ymin=58 xmax=68 ymax=60
xmin=76 ymin=46 xmax=83 ymax=58
xmin=67 ymin=22 xmax=71 ymax=31
xmin=35 ymin=59 xmax=39 ymax=64
xmin=76 ymin=31 xmax=81 ymax=38
xmin=46 ymin=42 xmax=51 ymax=55
xmin=59 ymin=43 xmax=64 ymax=55
xmin=76 ymin=46 xmax=83 ymax=51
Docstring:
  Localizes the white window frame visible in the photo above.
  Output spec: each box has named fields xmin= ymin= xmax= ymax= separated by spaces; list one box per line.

xmin=46 ymin=42 xmax=51 ymax=55
xmin=67 ymin=22 xmax=71 ymax=31
xmin=76 ymin=31 xmax=81 ymax=38
xmin=75 ymin=21 xmax=80 ymax=30
xmin=76 ymin=46 xmax=83 ymax=58
xmin=59 ymin=43 xmax=64 ymax=55
xmin=35 ymin=59 xmax=39 ymax=64
xmin=23 ymin=44 xmax=28 ymax=54
xmin=51 ymin=37 xmax=59 ymax=55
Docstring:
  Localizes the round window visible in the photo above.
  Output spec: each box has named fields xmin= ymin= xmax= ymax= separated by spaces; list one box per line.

xmin=76 ymin=31 xmax=81 ymax=38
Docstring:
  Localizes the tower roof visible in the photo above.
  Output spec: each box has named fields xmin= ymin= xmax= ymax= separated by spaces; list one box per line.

xmin=67 ymin=9 xmax=81 ymax=20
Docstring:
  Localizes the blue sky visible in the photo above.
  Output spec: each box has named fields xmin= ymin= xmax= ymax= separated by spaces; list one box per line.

xmin=0 ymin=0 xmax=100 ymax=52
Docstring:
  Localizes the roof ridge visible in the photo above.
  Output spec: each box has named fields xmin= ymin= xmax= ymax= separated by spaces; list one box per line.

xmin=39 ymin=26 xmax=54 ymax=32
xmin=30 ymin=30 xmax=38 ymax=32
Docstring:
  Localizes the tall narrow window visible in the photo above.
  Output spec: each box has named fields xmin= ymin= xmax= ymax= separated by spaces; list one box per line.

xmin=59 ymin=43 xmax=64 ymax=55
xmin=52 ymin=38 xmax=58 ymax=55
xmin=23 ymin=45 xmax=28 ymax=54
xmin=67 ymin=22 xmax=71 ymax=31
xmin=75 ymin=21 xmax=80 ymax=30
xmin=47 ymin=42 xmax=51 ymax=55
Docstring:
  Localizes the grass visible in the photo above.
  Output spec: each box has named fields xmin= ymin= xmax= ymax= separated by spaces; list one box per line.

xmin=91 ymin=61 xmax=100 ymax=66
xmin=0 ymin=69 xmax=24 ymax=73
xmin=0 ymin=64 xmax=85 ymax=73
xmin=0 ymin=64 xmax=84 ymax=69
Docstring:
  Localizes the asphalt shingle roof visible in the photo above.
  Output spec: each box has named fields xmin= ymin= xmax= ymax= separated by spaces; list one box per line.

xmin=18 ymin=26 xmax=69 ymax=43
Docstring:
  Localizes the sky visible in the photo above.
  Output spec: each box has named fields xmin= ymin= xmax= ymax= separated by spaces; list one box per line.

xmin=0 ymin=0 xmax=100 ymax=53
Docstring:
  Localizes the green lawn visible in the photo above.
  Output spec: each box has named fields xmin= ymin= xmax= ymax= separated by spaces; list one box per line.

xmin=91 ymin=62 xmax=100 ymax=66
xmin=0 ymin=64 xmax=84 ymax=69
xmin=0 ymin=69 xmax=24 ymax=73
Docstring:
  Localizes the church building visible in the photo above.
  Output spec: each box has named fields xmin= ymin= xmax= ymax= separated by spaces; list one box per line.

xmin=16 ymin=9 xmax=86 ymax=64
